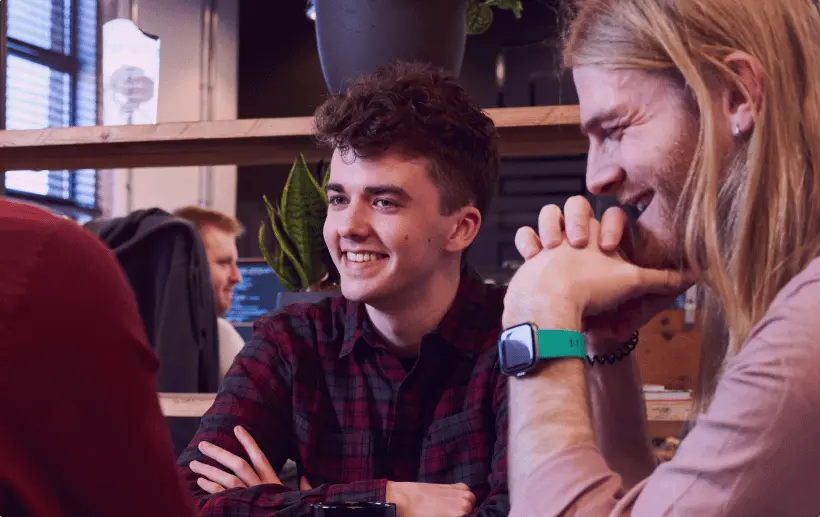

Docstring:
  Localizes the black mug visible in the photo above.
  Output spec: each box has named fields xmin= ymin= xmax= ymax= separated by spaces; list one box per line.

xmin=310 ymin=501 xmax=397 ymax=517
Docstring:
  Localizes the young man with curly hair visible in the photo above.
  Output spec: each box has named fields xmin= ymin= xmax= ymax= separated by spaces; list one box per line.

xmin=177 ymin=62 xmax=508 ymax=517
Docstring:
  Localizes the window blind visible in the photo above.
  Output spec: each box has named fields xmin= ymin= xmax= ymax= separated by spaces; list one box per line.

xmin=5 ymin=0 xmax=98 ymax=210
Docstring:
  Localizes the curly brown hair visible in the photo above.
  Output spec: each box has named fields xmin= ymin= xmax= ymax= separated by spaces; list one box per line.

xmin=313 ymin=61 xmax=500 ymax=216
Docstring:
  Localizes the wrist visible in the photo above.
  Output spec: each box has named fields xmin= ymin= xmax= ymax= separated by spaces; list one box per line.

xmin=532 ymin=298 xmax=583 ymax=331
xmin=585 ymin=336 xmax=622 ymax=356
xmin=385 ymin=481 xmax=405 ymax=508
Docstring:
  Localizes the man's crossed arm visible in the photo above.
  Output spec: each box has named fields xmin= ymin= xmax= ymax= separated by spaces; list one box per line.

xmin=177 ymin=332 xmax=508 ymax=517
xmin=189 ymin=424 xmax=478 ymax=517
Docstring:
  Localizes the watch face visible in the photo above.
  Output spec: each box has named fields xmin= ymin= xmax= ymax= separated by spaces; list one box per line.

xmin=498 ymin=324 xmax=537 ymax=376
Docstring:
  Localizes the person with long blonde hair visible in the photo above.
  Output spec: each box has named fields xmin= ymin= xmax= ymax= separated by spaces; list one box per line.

xmin=498 ymin=0 xmax=820 ymax=514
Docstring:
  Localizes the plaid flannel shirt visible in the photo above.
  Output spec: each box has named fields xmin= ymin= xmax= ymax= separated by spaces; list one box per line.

xmin=178 ymin=267 xmax=509 ymax=517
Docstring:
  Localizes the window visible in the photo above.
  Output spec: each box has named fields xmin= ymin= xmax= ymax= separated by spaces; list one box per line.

xmin=4 ymin=0 xmax=98 ymax=217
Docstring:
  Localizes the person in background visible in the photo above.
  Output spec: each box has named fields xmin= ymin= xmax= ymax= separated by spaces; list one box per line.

xmin=0 ymin=198 xmax=195 ymax=517
xmin=173 ymin=206 xmax=246 ymax=380
xmin=501 ymin=0 xmax=820 ymax=515
xmin=177 ymin=61 xmax=509 ymax=517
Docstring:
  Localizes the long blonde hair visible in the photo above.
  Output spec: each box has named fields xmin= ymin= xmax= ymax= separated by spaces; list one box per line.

xmin=564 ymin=0 xmax=820 ymax=406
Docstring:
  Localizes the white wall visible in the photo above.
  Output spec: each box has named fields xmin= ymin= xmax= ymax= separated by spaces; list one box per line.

xmin=104 ymin=0 xmax=238 ymax=218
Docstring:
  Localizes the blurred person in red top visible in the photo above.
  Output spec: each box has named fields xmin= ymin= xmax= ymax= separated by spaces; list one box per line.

xmin=0 ymin=198 xmax=195 ymax=517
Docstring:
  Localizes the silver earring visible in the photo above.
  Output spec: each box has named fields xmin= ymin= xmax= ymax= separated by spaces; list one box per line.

xmin=733 ymin=124 xmax=740 ymax=137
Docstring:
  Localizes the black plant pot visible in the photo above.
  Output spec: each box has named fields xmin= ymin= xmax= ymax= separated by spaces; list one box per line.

xmin=277 ymin=290 xmax=341 ymax=309
xmin=314 ymin=0 xmax=469 ymax=93
xmin=485 ymin=0 xmax=560 ymax=48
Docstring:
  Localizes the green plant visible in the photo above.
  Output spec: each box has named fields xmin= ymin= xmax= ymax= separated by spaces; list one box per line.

xmin=258 ymin=153 xmax=337 ymax=291
xmin=466 ymin=0 xmax=523 ymax=35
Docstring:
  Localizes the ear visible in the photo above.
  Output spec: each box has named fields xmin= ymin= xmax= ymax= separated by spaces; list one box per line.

xmin=443 ymin=206 xmax=482 ymax=254
xmin=720 ymin=51 xmax=764 ymax=138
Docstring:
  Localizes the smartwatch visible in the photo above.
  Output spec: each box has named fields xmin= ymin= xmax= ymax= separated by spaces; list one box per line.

xmin=497 ymin=323 xmax=586 ymax=377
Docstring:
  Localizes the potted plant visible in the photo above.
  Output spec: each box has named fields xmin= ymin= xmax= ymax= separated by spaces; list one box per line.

xmin=466 ymin=0 xmax=524 ymax=35
xmin=259 ymin=153 xmax=340 ymax=308
xmin=312 ymin=0 xmax=523 ymax=93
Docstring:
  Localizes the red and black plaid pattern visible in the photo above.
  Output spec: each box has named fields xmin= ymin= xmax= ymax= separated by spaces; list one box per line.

xmin=177 ymin=267 xmax=509 ymax=516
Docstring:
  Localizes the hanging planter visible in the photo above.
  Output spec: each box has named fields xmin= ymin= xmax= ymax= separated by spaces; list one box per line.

xmin=312 ymin=0 xmax=523 ymax=93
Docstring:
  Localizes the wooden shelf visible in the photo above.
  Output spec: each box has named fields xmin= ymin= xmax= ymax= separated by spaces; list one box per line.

xmin=159 ymin=393 xmax=217 ymax=418
xmin=0 ymin=106 xmax=585 ymax=170
xmin=158 ymin=391 xmax=688 ymax=440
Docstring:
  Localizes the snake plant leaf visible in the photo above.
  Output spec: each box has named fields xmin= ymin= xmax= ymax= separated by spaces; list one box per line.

xmin=321 ymin=162 xmax=331 ymax=191
xmin=466 ymin=1 xmax=494 ymax=34
xmin=259 ymin=196 xmax=299 ymax=290
xmin=258 ymin=221 xmax=297 ymax=291
xmin=487 ymin=0 xmax=523 ymax=17
xmin=262 ymin=194 xmax=311 ymax=289
xmin=280 ymin=153 xmax=328 ymax=286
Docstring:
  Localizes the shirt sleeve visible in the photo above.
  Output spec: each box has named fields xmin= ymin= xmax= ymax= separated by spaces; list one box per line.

xmin=469 ymin=367 xmax=510 ymax=516
xmin=217 ymin=317 xmax=245 ymax=380
xmin=178 ymin=322 xmax=388 ymax=516
xmin=510 ymin=277 xmax=820 ymax=516
xmin=0 ymin=216 xmax=196 ymax=517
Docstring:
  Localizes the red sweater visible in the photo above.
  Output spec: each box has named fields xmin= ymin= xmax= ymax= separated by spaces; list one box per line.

xmin=0 ymin=199 xmax=195 ymax=517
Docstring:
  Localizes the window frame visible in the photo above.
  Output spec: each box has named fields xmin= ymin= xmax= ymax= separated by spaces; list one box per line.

xmin=2 ymin=0 xmax=100 ymax=219
xmin=1 ymin=0 xmax=7 ymax=197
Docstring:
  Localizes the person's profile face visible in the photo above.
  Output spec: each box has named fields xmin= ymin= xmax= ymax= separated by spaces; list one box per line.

xmin=573 ymin=66 xmax=700 ymax=270
xmin=322 ymin=150 xmax=465 ymax=307
xmin=201 ymin=225 xmax=241 ymax=315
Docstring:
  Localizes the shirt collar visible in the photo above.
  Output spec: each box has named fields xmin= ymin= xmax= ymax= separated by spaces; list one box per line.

xmin=337 ymin=265 xmax=503 ymax=359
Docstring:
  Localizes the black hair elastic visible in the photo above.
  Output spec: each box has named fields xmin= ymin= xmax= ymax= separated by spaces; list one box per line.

xmin=586 ymin=332 xmax=639 ymax=366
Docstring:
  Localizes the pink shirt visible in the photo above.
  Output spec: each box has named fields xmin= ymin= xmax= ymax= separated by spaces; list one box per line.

xmin=513 ymin=257 xmax=820 ymax=516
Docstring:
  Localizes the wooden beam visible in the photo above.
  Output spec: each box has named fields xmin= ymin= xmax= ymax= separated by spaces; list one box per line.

xmin=158 ymin=390 xmax=689 ymax=440
xmin=0 ymin=106 xmax=586 ymax=170
xmin=648 ymin=420 xmax=685 ymax=440
xmin=158 ymin=393 xmax=218 ymax=418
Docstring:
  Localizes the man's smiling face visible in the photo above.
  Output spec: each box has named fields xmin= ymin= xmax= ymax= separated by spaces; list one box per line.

xmin=574 ymin=66 xmax=700 ymax=269
xmin=323 ymin=150 xmax=470 ymax=307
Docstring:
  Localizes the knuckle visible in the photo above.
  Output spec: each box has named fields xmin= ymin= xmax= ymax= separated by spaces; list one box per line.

xmin=540 ymin=203 xmax=561 ymax=215
xmin=629 ymin=266 xmax=643 ymax=287
xmin=604 ymin=205 xmax=626 ymax=219
xmin=565 ymin=195 xmax=590 ymax=212
xmin=539 ymin=204 xmax=562 ymax=224
xmin=515 ymin=226 xmax=534 ymax=244
xmin=567 ymin=219 xmax=587 ymax=232
xmin=227 ymin=478 xmax=244 ymax=489
xmin=237 ymin=460 xmax=253 ymax=476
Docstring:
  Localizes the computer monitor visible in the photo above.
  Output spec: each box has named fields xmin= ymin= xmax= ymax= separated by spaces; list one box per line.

xmin=225 ymin=258 xmax=284 ymax=340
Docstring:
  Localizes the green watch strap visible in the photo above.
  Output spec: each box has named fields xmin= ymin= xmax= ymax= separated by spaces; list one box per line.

xmin=535 ymin=329 xmax=586 ymax=359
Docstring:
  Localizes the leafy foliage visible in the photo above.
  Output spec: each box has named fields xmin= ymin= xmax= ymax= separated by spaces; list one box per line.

xmin=466 ymin=0 xmax=523 ymax=35
xmin=258 ymin=154 xmax=336 ymax=291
